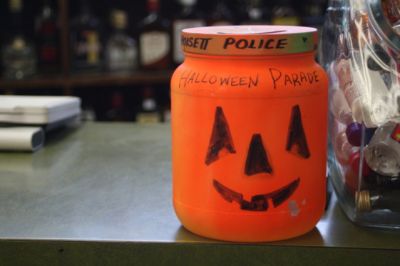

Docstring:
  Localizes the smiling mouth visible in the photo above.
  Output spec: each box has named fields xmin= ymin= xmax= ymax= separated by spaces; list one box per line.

xmin=213 ymin=178 xmax=300 ymax=211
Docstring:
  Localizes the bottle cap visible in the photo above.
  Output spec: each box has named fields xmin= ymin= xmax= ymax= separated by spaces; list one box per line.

xmin=181 ymin=25 xmax=318 ymax=56
xmin=355 ymin=190 xmax=371 ymax=211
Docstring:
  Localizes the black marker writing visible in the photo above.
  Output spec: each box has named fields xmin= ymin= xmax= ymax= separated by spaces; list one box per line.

xmin=181 ymin=37 xmax=212 ymax=50
xmin=179 ymin=70 xmax=259 ymax=89
xmin=268 ymin=68 xmax=320 ymax=89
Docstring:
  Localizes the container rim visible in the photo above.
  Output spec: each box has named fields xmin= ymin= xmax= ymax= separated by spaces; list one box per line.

xmin=181 ymin=25 xmax=318 ymax=56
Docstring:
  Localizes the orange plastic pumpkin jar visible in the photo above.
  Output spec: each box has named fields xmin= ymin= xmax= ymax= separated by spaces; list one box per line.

xmin=171 ymin=26 xmax=328 ymax=242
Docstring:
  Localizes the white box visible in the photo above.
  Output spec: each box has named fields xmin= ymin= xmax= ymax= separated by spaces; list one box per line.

xmin=0 ymin=95 xmax=81 ymax=125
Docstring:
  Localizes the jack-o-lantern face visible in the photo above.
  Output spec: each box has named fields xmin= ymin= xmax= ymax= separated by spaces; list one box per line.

xmin=205 ymin=105 xmax=310 ymax=212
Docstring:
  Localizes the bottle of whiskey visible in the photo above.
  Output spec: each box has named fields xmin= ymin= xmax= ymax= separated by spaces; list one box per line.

xmin=105 ymin=9 xmax=138 ymax=73
xmin=301 ymin=0 xmax=325 ymax=29
xmin=137 ymin=0 xmax=171 ymax=70
xmin=35 ymin=0 xmax=59 ymax=73
xmin=105 ymin=90 xmax=127 ymax=121
xmin=136 ymin=87 xmax=161 ymax=123
xmin=172 ymin=0 xmax=205 ymax=65
xmin=271 ymin=0 xmax=300 ymax=26
xmin=208 ymin=0 xmax=235 ymax=26
xmin=241 ymin=0 xmax=270 ymax=25
xmin=70 ymin=0 xmax=103 ymax=72
xmin=1 ymin=0 xmax=37 ymax=80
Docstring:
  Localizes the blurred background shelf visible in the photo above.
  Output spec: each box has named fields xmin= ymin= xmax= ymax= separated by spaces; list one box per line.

xmin=0 ymin=0 xmax=327 ymax=121
xmin=0 ymin=70 xmax=173 ymax=90
xmin=67 ymin=70 xmax=174 ymax=87
xmin=0 ymin=76 xmax=66 ymax=89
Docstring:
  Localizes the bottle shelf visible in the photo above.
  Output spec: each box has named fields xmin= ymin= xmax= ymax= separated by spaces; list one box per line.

xmin=0 ymin=70 xmax=173 ymax=90
xmin=0 ymin=0 xmax=327 ymax=121
xmin=0 ymin=0 xmax=326 ymax=91
xmin=68 ymin=71 xmax=173 ymax=88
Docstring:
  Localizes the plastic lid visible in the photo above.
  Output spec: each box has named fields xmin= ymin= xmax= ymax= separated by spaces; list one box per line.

xmin=181 ymin=25 xmax=318 ymax=56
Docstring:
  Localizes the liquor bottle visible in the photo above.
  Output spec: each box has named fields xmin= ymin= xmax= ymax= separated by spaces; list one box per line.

xmin=301 ymin=0 xmax=325 ymax=29
xmin=172 ymin=0 xmax=205 ymax=65
xmin=271 ymin=0 xmax=300 ymax=26
xmin=106 ymin=91 xmax=127 ymax=121
xmin=35 ymin=0 xmax=59 ymax=73
xmin=105 ymin=10 xmax=138 ymax=73
xmin=241 ymin=0 xmax=270 ymax=25
xmin=136 ymin=87 xmax=161 ymax=123
xmin=137 ymin=0 xmax=171 ymax=70
xmin=70 ymin=0 xmax=103 ymax=72
xmin=207 ymin=0 xmax=235 ymax=26
xmin=1 ymin=0 xmax=37 ymax=80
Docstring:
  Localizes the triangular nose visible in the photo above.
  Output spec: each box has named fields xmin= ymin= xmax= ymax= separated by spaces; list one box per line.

xmin=245 ymin=134 xmax=273 ymax=176
xmin=205 ymin=106 xmax=236 ymax=165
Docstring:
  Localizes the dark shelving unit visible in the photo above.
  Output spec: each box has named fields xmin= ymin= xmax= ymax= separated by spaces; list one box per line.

xmin=0 ymin=0 xmax=173 ymax=95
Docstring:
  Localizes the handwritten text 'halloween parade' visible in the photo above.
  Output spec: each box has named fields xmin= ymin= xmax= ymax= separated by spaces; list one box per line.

xmin=178 ymin=69 xmax=320 ymax=89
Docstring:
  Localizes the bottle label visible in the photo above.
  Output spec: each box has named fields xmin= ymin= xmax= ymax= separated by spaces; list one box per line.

xmin=87 ymin=32 xmax=100 ymax=64
xmin=140 ymin=31 xmax=170 ymax=66
xmin=136 ymin=112 xmax=160 ymax=123
xmin=173 ymin=19 xmax=205 ymax=63
xmin=108 ymin=47 xmax=137 ymax=71
xmin=75 ymin=31 xmax=101 ymax=64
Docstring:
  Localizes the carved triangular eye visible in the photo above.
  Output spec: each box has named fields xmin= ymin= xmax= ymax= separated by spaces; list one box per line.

xmin=286 ymin=105 xmax=310 ymax=158
xmin=245 ymin=134 xmax=273 ymax=176
xmin=205 ymin=106 xmax=236 ymax=165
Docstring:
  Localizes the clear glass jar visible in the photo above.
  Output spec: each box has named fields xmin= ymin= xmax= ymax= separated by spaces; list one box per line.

xmin=321 ymin=0 xmax=400 ymax=229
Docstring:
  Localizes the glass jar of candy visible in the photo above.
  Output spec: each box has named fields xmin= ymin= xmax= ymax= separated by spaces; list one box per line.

xmin=321 ymin=0 xmax=400 ymax=229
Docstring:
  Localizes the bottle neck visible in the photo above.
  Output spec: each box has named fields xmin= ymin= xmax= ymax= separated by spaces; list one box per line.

xmin=113 ymin=27 xmax=126 ymax=34
xmin=111 ymin=92 xmax=124 ymax=109
xmin=79 ymin=0 xmax=92 ymax=16
xmin=147 ymin=0 xmax=160 ymax=14
xmin=215 ymin=0 xmax=227 ymax=12
xmin=41 ymin=3 xmax=54 ymax=20
xmin=182 ymin=5 xmax=195 ymax=15
xmin=9 ymin=0 xmax=24 ymax=37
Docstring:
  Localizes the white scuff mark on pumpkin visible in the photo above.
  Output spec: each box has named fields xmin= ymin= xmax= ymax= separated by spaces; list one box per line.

xmin=289 ymin=200 xmax=300 ymax=216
